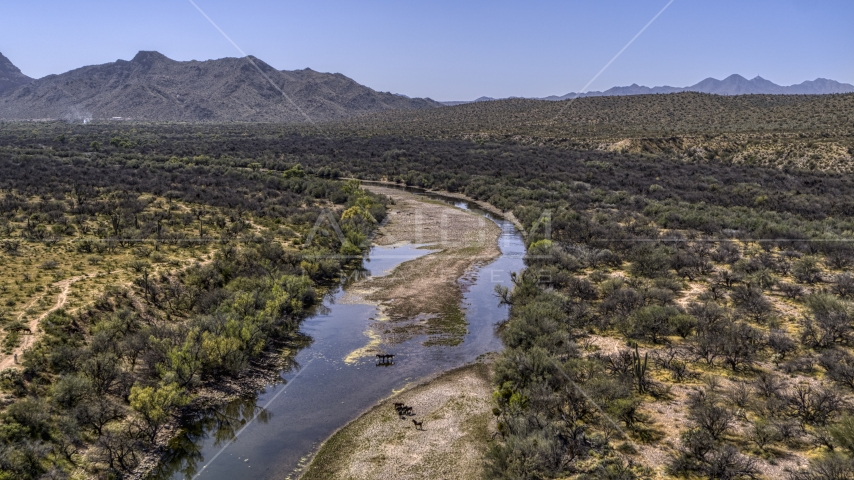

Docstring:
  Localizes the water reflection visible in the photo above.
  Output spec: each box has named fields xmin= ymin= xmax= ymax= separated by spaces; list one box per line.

xmin=152 ymin=396 xmax=268 ymax=479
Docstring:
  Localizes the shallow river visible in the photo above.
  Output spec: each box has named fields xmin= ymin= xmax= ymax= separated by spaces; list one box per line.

xmin=149 ymin=186 xmax=526 ymax=480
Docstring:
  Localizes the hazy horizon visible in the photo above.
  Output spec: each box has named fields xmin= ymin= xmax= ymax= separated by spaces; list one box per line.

xmin=2 ymin=0 xmax=852 ymax=100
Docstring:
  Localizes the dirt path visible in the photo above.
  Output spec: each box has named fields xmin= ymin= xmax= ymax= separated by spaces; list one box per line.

xmin=676 ymin=281 xmax=705 ymax=309
xmin=302 ymin=361 xmax=495 ymax=480
xmin=0 ymin=274 xmax=88 ymax=370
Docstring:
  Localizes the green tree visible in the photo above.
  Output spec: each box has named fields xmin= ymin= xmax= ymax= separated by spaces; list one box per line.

xmin=621 ymin=305 xmax=688 ymax=343
xmin=629 ymin=245 xmax=672 ymax=278
xmin=129 ymin=382 xmax=189 ymax=442
xmin=793 ymin=255 xmax=823 ymax=284
xmin=282 ymin=163 xmax=306 ymax=178
xmin=829 ymin=413 xmax=854 ymax=455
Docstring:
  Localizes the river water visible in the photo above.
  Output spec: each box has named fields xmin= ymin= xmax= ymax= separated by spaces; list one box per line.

xmin=149 ymin=186 xmax=526 ymax=480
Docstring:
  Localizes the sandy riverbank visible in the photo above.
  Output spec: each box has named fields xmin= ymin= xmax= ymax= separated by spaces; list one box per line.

xmin=355 ymin=179 xmax=526 ymax=234
xmin=301 ymin=360 xmax=496 ymax=480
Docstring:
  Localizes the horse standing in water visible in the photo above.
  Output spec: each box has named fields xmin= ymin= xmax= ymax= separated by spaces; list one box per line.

xmin=376 ymin=353 xmax=395 ymax=366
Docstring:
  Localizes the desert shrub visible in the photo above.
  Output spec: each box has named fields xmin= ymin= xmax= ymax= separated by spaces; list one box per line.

xmin=793 ymin=255 xmax=823 ymax=284
xmin=833 ymin=273 xmax=854 ymax=298
xmin=687 ymin=390 xmax=734 ymax=440
xmin=787 ymin=384 xmax=844 ymax=427
xmin=730 ymin=284 xmax=773 ymax=321
xmin=39 ymin=260 xmax=59 ymax=270
xmin=788 ymin=454 xmax=854 ymax=480
xmin=579 ymin=457 xmax=640 ymax=480
xmin=670 ymin=428 xmax=759 ymax=480
xmin=600 ymin=286 xmax=644 ymax=317
xmin=819 ymin=349 xmax=854 ymax=389
xmin=767 ymin=329 xmax=798 ymax=362
xmin=629 ymin=244 xmax=673 ymax=278
xmin=781 ymin=356 xmax=817 ymax=375
xmin=717 ymin=321 xmax=763 ymax=371
xmin=801 ymin=294 xmax=853 ymax=347
xmin=619 ymin=305 xmax=690 ymax=343
xmin=711 ymin=241 xmax=741 ymax=264
xmin=779 ymin=281 xmax=805 ymax=299
xmin=748 ymin=418 xmax=781 ymax=451
xmin=127 ymin=259 xmax=150 ymax=274
xmin=725 ymin=382 xmax=752 ymax=410
xmin=564 ymin=276 xmax=598 ymax=301
xmin=828 ymin=413 xmax=854 ymax=455
xmin=752 ymin=372 xmax=786 ymax=399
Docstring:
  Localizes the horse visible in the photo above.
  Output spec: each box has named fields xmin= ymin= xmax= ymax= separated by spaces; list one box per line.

xmin=376 ymin=353 xmax=396 ymax=362
xmin=395 ymin=404 xmax=414 ymax=419
xmin=412 ymin=419 xmax=424 ymax=430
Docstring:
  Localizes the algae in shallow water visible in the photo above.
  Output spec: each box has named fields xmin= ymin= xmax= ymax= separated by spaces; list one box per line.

xmin=422 ymin=301 xmax=468 ymax=347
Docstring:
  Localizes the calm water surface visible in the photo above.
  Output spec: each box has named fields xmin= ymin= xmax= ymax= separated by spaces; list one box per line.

xmin=151 ymin=186 xmax=526 ymax=480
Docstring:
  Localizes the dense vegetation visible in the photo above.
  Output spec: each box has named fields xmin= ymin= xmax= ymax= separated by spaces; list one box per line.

xmin=0 ymin=140 xmax=386 ymax=478
xmin=334 ymin=92 xmax=854 ymax=138
xmin=330 ymin=92 xmax=854 ymax=173
xmin=2 ymin=91 xmax=854 ymax=479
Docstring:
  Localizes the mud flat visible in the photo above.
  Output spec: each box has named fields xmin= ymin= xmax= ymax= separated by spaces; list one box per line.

xmin=301 ymin=360 xmax=495 ymax=480
xmin=354 ymin=185 xmax=502 ymax=346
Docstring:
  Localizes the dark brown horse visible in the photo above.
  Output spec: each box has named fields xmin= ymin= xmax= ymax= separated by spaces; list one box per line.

xmin=376 ymin=353 xmax=396 ymax=366
xmin=395 ymin=404 xmax=414 ymax=417
xmin=412 ymin=419 xmax=424 ymax=430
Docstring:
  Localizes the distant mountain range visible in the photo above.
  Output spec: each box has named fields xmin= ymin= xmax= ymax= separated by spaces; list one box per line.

xmin=0 ymin=51 xmax=440 ymax=122
xmin=3 ymin=51 xmax=852 ymax=121
xmin=443 ymin=74 xmax=854 ymax=105
xmin=0 ymin=52 xmax=33 ymax=95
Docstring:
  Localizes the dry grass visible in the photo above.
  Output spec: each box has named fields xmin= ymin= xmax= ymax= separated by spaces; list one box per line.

xmin=301 ymin=361 xmax=495 ymax=480
xmin=579 ymin=254 xmax=846 ymax=479
xmin=0 ymin=196 xmax=269 ymax=367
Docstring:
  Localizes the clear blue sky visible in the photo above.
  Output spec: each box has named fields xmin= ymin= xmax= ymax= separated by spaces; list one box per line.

xmin=2 ymin=0 xmax=852 ymax=100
